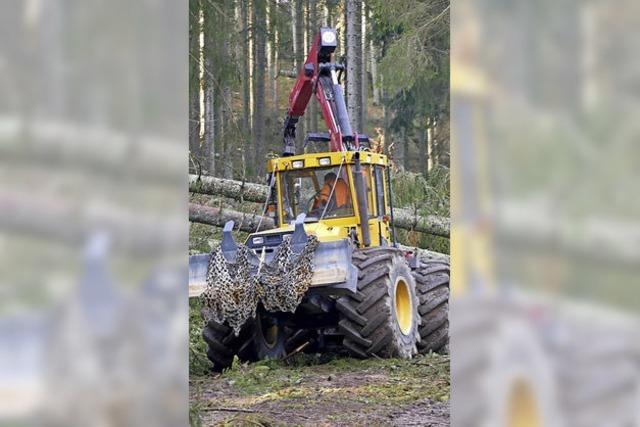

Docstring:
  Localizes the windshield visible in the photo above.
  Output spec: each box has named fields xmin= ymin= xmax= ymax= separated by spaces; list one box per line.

xmin=280 ymin=166 xmax=354 ymax=223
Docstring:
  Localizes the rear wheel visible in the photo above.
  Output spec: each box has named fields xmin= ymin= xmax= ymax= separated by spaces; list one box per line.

xmin=412 ymin=258 xmax=450 ymax=354
xmin=202 ymin=308 xmax=305 ymax=372
xmin=337 ymin=247 xmax=420 ymax=358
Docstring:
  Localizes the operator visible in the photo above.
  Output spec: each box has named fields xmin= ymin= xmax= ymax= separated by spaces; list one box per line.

xmin=314 ymin=172 xmax=349 ymax=211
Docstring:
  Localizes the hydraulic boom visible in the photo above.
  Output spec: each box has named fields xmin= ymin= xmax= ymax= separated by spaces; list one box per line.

xmin=283 ymin=27 xmax=366 ymax=155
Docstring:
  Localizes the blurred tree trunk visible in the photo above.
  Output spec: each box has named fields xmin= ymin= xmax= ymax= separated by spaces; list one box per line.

xmin=394 ymin=126 xmax=405 ymax=169
xmin=427 ymin=118 xmax=433 ymax=171
xmin=346 ymin=0 xmax=362 ymax=132
xmin=304 ymin=0 xmax=311 ymax=134
xmin=360 ymin=2 xmax=367 ymax=131
xmin=189 ymin=0 xmax=201 ymax=165
xmin=202 ymin=4 xmax=215 ymax=174
xmin=341 ymin=3 xmax=347 ymax=58
xmin=294 ymin=0 xmax=305 ymax=148
xmin=418 ymin=119 xmax=427 ymax=177
xmin=308 ymin=0 xmax=318 ymax=132
xmin=213 ymin=8 xmax=222 ymax=174
xmin=222 ymin=0 xmax=233 ymax=179
xmin=253 ymin=0 xmax=266 ymax=174
xmin=269 ymin=0 xmax=278 ymax=107
xmin=240 ymin=0 xmax=250 ymax=140
xmin=403 ymin=127 xmax=410 ymax=170
xmin=368 ymin=8 xmax=380 ymax=105
xmin=324 ymin=0 xmax=332 ymax=27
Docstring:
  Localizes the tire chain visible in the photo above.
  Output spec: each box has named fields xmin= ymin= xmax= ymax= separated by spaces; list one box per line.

xmin=200 ymin=235 xmax=319 ymax=335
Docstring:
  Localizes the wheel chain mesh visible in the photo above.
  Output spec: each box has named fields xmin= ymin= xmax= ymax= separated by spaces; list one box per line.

xmin=200 ymin=235 xmax=319 ymax=335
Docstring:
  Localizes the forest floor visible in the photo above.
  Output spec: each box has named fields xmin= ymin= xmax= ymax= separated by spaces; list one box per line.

xmin=189 ymin=353 xmax=449 ymax=427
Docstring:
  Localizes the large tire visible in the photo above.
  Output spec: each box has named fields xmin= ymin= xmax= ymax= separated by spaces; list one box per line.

xmin=336 ymin=247 xmax=420 ymax=359
xmin=202 ymin=308 xmax=296 ymax=372
xmin=201 ymin=319 xmax=256 ymax=372
xmin=412 ymin=258 xmax=450 ymax=354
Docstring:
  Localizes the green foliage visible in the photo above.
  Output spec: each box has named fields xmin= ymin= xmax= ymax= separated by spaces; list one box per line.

xmin=370 ymin=0 xmax=450 ymax=169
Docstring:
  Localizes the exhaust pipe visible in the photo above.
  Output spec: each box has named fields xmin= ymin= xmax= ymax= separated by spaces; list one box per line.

xmin=353 ymin=152 xmax=371 ymax=247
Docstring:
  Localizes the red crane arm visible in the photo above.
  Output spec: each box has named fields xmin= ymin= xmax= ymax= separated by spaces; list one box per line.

xmin=283 ymin=27 xmax=358 ymax=155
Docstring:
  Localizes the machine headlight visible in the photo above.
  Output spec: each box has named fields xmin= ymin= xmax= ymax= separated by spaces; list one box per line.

xmin=321 ymin=31 xmax=336 ymax=45
xmin=292 ymin=160 xmax=304 ymax=168
xmin=318 ymin=157 xmax=331 ymax=166
xmin=252 ymin=237 xmax=264 ymax=245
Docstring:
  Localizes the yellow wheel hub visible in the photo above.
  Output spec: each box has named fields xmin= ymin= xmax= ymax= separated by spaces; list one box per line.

xmin=507 ymin=379 xmax=541 ymax=427
xmin=395 ymin=279 xmax=413 ymax=335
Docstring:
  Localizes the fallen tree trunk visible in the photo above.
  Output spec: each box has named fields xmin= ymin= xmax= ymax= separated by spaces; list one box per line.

xmin=189 ymin=203 xmax=448 ymax=261
xmin=189 ymin=174 xmax=268 ymax=204
xmin=392 ymin=210 xmax=450 ymax=238
xmin=189 ymin=174 xmax=450 ymax=237
xmin=189 ymin=203 xmax=274 ymax=233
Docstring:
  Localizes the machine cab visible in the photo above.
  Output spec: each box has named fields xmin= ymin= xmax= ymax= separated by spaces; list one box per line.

xmin=263 ymin=151 xmax=394 ymax=248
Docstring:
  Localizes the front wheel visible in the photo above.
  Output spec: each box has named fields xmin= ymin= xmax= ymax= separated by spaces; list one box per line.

xmin=336 ymin=248 xmax=420 ymax=359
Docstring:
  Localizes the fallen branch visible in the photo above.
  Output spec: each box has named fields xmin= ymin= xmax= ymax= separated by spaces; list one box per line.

xmin=202 ymin=407 xmax=256 ymax=413
xmin=189 ymin=174 xmax=450 ymax=237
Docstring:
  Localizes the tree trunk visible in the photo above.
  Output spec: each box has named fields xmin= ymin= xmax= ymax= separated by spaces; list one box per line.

xmin=324 ymin=0 xmax=332 ymax=27
xmin=294 ymin=0 xmax=305 ymax=148
xmin=189 ymin=0 xmax=201 ymax=167
xmin=203 ymin=5 xmax=215 ymax=174
xmin=269 ymin=0 xmax=278 ymax=107
xmin=346 ymin=0 xmax=362 ymax=132
xmin=304 ymin=0 xmax=311 ymax=135
xmin=360 ymin=2 xmax=367 ymax=131
xmin=394 ymin=126 xmax=405 ymax=169
xmin=403 ymin=127 xmax=411 ymax=171
xmin=427 ymin=118 xmax=433 ymax=171
xmin=392 ymin=209 xmax=450 ymax=238
xmin=308 ymin=0 xmax=318 ymax=133
xmin=189 ymin=202 xmax=274 ymax=233
xmin=418 ymin=118 xmax=428 ymax=177
xmin=252 ymin=0 xmax=267 ymax=174
xmin=291 ymin=2 xmax=298 ymax=68
xmin=189 ymin=174 xmax=269 ymax=203
xmin=369 ymin=7 xmax=380 ymax=105
xmin=240 ymin=0 xmax=251 ymax=151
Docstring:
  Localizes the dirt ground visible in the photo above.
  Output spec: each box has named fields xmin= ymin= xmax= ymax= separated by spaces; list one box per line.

xmin=189 ymin=353 xmax=449 ymax=427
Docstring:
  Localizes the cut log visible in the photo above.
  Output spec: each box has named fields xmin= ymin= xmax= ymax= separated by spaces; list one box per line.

xmin=189 ymin=203 xmax=274 ymax=233
xmin=189 ymin=175 xmax=268 ymax=204
xmin=189 ymin=174 xmax=450 ymax=237
xmin=392 ymin=209 xmax=450 ymax=238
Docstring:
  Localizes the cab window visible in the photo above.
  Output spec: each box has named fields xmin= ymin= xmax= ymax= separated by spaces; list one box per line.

xmin=280 ymin=166 xmax=354 ymax=223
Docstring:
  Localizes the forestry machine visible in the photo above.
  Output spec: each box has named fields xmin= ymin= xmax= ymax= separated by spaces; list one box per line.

xmin=190 ymin=27 xmax=450 ymax=371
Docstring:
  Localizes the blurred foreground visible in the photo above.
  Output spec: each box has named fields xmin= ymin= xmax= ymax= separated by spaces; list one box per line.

xmin=451 ymin=0 xmax=640 ymax=426
xmin=0 ymin=1 xmax=187 ymax=426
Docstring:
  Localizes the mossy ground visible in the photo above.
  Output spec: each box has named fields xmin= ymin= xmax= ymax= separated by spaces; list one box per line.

xmin=190 ymin=352 xmax=449 ymax=426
